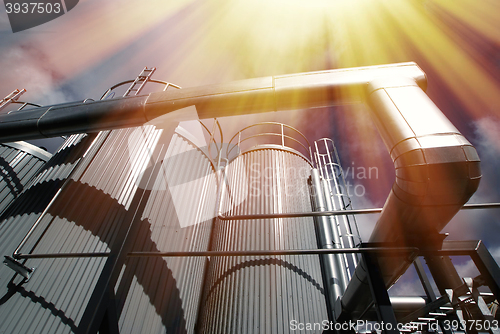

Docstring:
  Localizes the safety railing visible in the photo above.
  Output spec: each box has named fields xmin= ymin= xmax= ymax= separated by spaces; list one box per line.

xmin=225 ymin=122 xmax=313 ymax=163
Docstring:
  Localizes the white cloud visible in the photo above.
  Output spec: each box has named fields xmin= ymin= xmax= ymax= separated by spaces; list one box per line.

xmin=388 ymin=279 xmax=425 ymax=297
xmin=453 ymin=259 xmax=480 ymax=279
xmin=0 ymin=44 xmax=73 ymax=106
xmin=388 ymin=265 xmax=427 ymax=297
xmin=473 ymin=118 xmax=500 ymax=155
xmin=442 ymin=117 xmax=500 ymax=249
xmin=470 ymin=117 xmax=500 ymax=202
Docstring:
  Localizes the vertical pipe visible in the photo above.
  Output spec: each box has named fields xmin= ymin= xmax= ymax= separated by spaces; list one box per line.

xmin=315 ymin=138 xmax=361 ymax=274
xmin=310 ymin=168 xmax=347 ymax=319
xmin=321 ymin=178 xmax=351 ymax=281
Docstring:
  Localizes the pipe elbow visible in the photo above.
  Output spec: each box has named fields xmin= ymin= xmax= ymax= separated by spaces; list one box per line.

xmin=366 ymin=77 xmax=481 ymax=242
xmin=338 ymin=76 xmax=481 ymax=321
xmin=369 ymin=137 xmax=482 ymax=246
xmin=391 ymin=136 xmax=481 ymax=212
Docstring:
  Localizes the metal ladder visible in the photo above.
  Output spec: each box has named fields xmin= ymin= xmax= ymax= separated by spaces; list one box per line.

xmin=313 ymin=138 xmax=363 ymax=279
xmin=124 ymin=67 xmax=156 ymax=97
xmin=0 ymin=89 xmax=26 ymax=112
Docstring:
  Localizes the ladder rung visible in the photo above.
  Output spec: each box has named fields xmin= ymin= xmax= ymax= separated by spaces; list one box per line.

xmin=123 ymin=67 xmax=156 ymax=97
xmin=429 ymin=312 xmax=447 ymax=316
xmin=0 ymin=89 xmax=26 ymax=111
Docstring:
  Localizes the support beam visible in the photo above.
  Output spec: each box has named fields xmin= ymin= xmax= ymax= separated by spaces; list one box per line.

xmin=362 ymin=251 xmax=399 ymax=334
xmin=470 ymin=241 xmax=500 ymax=301
xmin=414 ymin=258 xmax=453 ymax=334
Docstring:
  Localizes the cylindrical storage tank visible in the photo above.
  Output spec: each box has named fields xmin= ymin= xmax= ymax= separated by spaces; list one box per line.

xmin=197 ymin=136 xmax=329 ymax=333
xmin=112 ymin=126 xmax=217 ymax=334
xmin=0 ymin=142 xmax=52 ymax=217
xmin=0 ymin=125 xmax=216 ymax=334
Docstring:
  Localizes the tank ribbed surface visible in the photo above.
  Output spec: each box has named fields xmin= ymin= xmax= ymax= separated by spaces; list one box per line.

xmin=0 ymin=142 xmax=51 ymax=216
xmin=0 ymin=133 xmax=100 ymax=334
xmin=114 ymin=129 xmax=217 ymax=334
xmin=0 ymin=127 xmax=216 ymax=334
xmin=197 ymin=149 xmax=328 ymax=333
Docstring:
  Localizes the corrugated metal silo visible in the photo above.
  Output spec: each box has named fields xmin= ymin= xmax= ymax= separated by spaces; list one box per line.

xmin=197 ymin=124 xmax=329 ymax=333
xmin=0 ymin=124 xmax=217 ymax=334
xmin=0 ymin=142 xmax=51 ymax=217
xmin=0 ymin=132 xmax=100 ymax=333
xmin=113 ymin=126 xmax=217 ymax=334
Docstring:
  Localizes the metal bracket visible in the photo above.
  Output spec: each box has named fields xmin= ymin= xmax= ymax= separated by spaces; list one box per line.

xmin=3 ymin=256 xmax=35 ymax=281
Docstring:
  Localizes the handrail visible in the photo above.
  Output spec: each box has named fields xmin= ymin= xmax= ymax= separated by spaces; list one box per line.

xmin=100 ymin=79 xmax=181 ymax=100
xmin=226 ymin=122 xmax=312 ymax=162
xmin=11 ymin=203 xmax=500 ymax=260
xmin=8 ymin=101 xmax=42 ymax=111
xmin=198 ymin=118 xmax=224 ymax=169
xmin=13 ymin=247 xmax=419 ymax=260
xmin=217 ymin=202 xmax=500 ymax=220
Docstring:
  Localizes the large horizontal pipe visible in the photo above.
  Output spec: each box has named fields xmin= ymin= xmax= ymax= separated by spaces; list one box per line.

xmin=366 ymin=296 xmax=430 ymax=320
xmin=0 ymin=62 xmax=426 ymax=142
